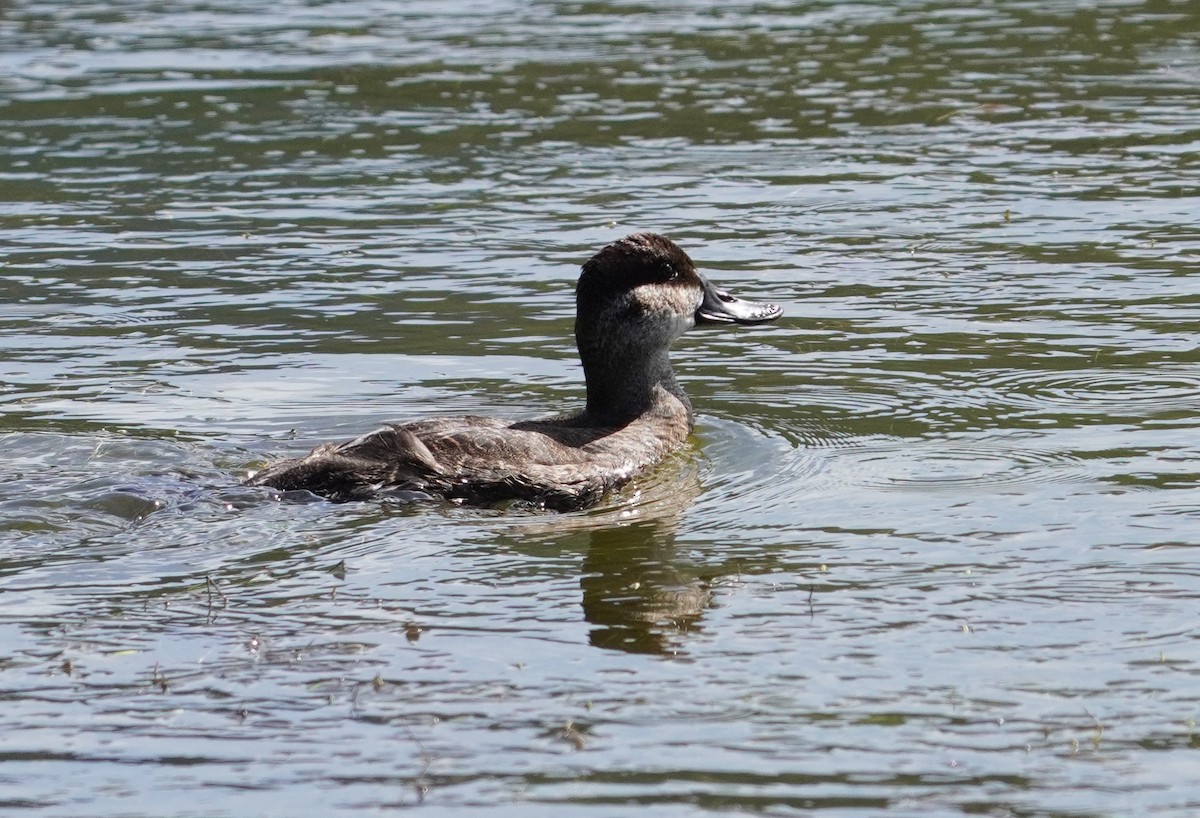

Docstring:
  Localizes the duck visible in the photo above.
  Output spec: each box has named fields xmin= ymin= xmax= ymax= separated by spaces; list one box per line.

xmin=245 ymin=232 xmax=782 ymax=510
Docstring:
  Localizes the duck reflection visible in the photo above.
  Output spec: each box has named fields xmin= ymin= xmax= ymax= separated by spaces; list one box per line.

xmin=573 ymin=452 xmax=716 ymax=655
xmin=580 ymin=518 xmax=713 ymax=655
xmin=504 ymin=452 xmax=715 ymax=655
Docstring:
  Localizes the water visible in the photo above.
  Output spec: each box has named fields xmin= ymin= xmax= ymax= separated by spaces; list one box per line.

xmin=3 ymin=0 xmax=1199 ymax=814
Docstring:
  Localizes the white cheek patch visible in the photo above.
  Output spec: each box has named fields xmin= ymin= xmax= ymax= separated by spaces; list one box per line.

xmin=618 ymin=284 xmax=703 ymax=342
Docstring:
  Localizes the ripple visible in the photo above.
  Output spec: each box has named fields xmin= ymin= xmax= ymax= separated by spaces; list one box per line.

xmin=836 ymin=436 xmax=1094 ymax=492
xmin=82 ymin=489 xmax=164 ymax=523
xmin=690 ymin=417 xmax=1100 ymax=513
xmin=982 ymin=366 xmax=1200 ymax=418
xmin=687 ymin=417 xmax=832 ymax=520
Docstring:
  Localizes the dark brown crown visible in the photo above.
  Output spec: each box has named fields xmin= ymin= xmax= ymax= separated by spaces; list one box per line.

xmin=576 ymin=232 xmax=698 ymax=306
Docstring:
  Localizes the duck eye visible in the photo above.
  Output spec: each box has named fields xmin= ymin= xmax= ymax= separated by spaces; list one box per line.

xmin=661 ymin=262 xmax=678 ymax=281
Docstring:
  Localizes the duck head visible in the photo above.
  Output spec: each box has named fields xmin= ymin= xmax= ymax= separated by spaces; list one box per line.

xmin=574 ymin=232 xmax=782 ymax=424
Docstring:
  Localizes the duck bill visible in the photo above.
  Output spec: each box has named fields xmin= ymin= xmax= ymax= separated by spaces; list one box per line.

xmin=695 ymin=274 xmax=783 ymax=325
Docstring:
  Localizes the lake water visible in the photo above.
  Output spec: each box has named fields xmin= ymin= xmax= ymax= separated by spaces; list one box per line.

xmin=2 ymin=0 xmax=1199 ymax=815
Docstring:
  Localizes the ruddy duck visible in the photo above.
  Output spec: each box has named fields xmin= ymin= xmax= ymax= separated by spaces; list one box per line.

xmin=245 ymin=232 xmax=782 ymax=510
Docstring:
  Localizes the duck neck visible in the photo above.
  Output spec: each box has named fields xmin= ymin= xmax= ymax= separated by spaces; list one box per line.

xmin=579 ymin=345 xmax=693 ymax=428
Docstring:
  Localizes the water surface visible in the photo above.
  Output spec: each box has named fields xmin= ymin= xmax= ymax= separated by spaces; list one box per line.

xmin=2 ymin=0 xmax=1200 ymax=815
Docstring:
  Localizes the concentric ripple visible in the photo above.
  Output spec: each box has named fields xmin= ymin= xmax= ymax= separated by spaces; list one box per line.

xmin=692 ymin=417 xmax=1099 ymax=516
xmin=982 ymin=366 xmax=1200 ymax=421
xmin=833 ymin=435 xmax=1095 ymax=492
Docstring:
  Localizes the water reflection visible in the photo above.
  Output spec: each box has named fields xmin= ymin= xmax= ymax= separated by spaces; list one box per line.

xmin=505 ymin=449 xmax=712 ymax=655
xmin=582 ymin=519 xmax=711 ymax=655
